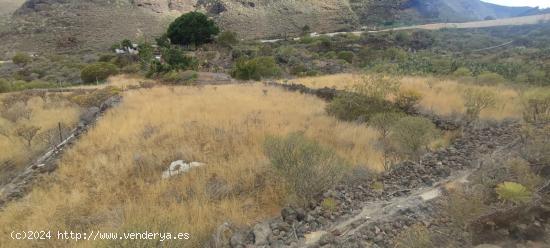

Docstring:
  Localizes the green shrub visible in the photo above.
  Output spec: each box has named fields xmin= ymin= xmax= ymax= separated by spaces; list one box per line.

xmin=160 ymin=70 xmax=197 ymax=85
xmin=354 ymin=74 xmax=401 ymax=100
xmin=444 ymin=187 xmax=488 ymax=229
xmin=167 ymin=12 xmax=220 ymax=46
xmin=393 ymin=224 xmax=433 ymax=248
xmin=496 ymin=182 xmax=532 ymax=204
xmin=337 ymin=51 xmax=354 ymax=63
xmin=390 ymin=116 xmax=439 ymax=159
xmin=162 ymin=48 xmax=198 ymax=71
xmin=80 ymin=62 xmax=118 ymax=84
xmin=231 ymin=56 xmax=281 ymax=81
xmin=0 ymin=79 xmax=10 ymax=93
xmin=263 ymin=133 xmax=349 ymax=204
xmin=463 ymin=88 xmax=497 ymax=121
xmin=320 ymin=197 xmax=337 ymax=212
xmin=12 ymin=52 xmax=32 ymax=65
xmin=476 ymin=71 xmax=506 ymax=85
xmin=395 ymin=89 xmax=423 ymax=111
xmin=326 ymin=93 xmax=400 ymax=122
xmin=522 ymin=88 xmax=550 ymax=124
xmin=216 ymin=31 xmax=238 ymax=48
xmin=453 ymin=67 xmax=472 ymax=77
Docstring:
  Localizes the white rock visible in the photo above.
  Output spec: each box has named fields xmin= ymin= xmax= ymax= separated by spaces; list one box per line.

xmin=162 ymin=160 xmax=204 ymax=179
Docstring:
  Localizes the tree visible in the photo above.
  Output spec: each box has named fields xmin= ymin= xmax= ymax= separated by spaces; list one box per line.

xmin=167 ymin=12 xmax=220 ymax=47
xmin=370 ymin=112 xmax=405 ymax=170
xmin=15 ymin=125 xmax=41 ymax=149
xmin=12 ymin=52 xmax=32 ymax=66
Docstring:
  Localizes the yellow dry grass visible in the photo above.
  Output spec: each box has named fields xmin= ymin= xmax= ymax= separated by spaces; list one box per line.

xmin=0 ymin=93 xmax=80 ymax=169
xmin=293 ymin=73 xmax=524 ymax=120
xmin=67 ymin=74 xmax=154 ymax=90
xmin=0 ymin=84 xmax=382 ymax=247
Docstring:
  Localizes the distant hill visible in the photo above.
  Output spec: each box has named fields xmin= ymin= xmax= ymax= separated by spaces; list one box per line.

xmin=0 ymin=0 xmax=544 ymax=56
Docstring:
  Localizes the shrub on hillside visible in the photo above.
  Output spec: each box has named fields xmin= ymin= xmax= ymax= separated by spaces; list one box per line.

xmin=167 ymin=12 xmax=219 ymax=46
xmin=395 ymin=89 xmax=423 ymax=112
xmin=476 ymin=71 xmax=506 ymax=85
xmin=369 ymin=112 xmax=405 ymax=170
xmin=12 ymin=52 xmax=32 ymax=66
xmin=161 ymin=70 xmax=198 ymax=85
xmin=463 ymin=88 xmax=496 ymax=121
xmin=80 ymin=62 xmax=118 ymax=84
xmin=496 ymin=182 xmax=532 ymax=204
xmin=453 ymin=67 xmax=472 ymax=77
xmin=0 ymin=79 xmax=10 ymax=93
xmin=390 ymin=116 xmax=439 ymax=159
xmin=264 ymin=133 xmax=348 ymax=203
xmin=231 ymin=56 xmax=281 ymax=81
xmin=522 ymin=88 xmax=550 ymax=124
xmin=326 ymin=92 xmax=400 ymax=122
xmin=69 ymin=86 xmax=121 ymax=108
xmin=337 ymin=51 xmax=354 ymax=63
xmin=216 ymin=31 xmax=238 ymax=48
xmin=393 ymin=224 xmax=433 ymax=248
xmin=354 ymin=74 xmax=401 ymax=99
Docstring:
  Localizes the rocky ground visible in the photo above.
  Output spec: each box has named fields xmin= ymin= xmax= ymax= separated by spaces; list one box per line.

xmin=220 ymin=119 xmax=524 ymax=248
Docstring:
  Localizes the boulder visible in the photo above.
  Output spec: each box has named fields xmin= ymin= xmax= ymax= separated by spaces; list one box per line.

xmin=253 ymin=222 xmax=271 ymax=246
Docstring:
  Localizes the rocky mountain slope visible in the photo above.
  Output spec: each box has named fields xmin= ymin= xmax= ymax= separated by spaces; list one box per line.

xmin=0 ymin=0 xmax=543 ymax=56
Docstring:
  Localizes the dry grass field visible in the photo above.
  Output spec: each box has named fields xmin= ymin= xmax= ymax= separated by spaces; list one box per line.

xmin=0 ymin=92 xmax=80 ymax=184
xmin=292 ymin=73 xmax=524 ymax=120
xmin=0 ymin=84 xmax=385 ymax=247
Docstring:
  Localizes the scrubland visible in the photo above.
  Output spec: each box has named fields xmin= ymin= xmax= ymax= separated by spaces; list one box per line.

xmin=293 ymin=73 xmax=524 ymax=120
xmin=0 ymin=84 xmax=385 ymax=247
xmin=0 ymin=92 xmax=80 ymax=184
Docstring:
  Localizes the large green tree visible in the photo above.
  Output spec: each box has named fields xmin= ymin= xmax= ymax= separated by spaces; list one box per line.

xmin=167 ymin=12 xmax=220 ymax=46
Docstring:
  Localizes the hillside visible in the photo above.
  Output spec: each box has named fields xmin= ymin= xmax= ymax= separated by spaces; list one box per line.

xmin=0 ymin=0 xmax=543 ymax=56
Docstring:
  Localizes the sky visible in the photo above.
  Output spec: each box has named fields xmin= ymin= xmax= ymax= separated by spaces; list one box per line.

xmin=482 ymin=0 xmax=550 ymax=8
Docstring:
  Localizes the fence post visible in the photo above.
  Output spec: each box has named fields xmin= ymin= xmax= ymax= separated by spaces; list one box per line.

xmin=58 ymin=122 xmax=63 ymax=143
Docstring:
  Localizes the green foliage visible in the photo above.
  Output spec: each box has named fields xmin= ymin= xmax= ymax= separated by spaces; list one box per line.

xmin=393 ymin=224 xmax=433 ymax=248
xmin=0 ymin=79 xmax=10 ymax=93
xmin=395 ymin=89 xmax=423 ymax=111
xmin=320 ymin=197 xmax=337 ymax=212
xmin=80 ymin=62 xmax=118 ymax=84
xmin=12 ymin=52 xmax=32 ymax=66
xmin=264 ymin=133 xmax=348 ymax=203
xmin=496 ymin=182 xmax=532 ymax=204
xmin=453 ymin=67 xmax=472 ymax=77
xmin=354 ymin=74 xmax=401 ymax=100
xmin=390 ymin=116 xmax=439 ymax=159
xmin=444 ymin=187 xmax=489 ymax=229
xmin=160 ymin=70 xmax=198 ymax=85
xmin=337 ymin=51 xmax=354 ymax=63
xmin=163 ymin=48 xmax=197 ymax=71
xmin=216 ymin=31 xmax=238 ymax=48
xmin=522 ymin=88 xmax=550 ymax=124
xmin=69 ymin=86 xmax=121 ymax=108
xmin=327 ymin=93 xmax=400 ymax=122
xmin=463 ymin=88 xmax=497 ymax=121
xmin=138 ymin=42 xmax=154 ymax=70
xmin=231 ymin=56 xmax=281 ymax=81
xmin=369 ymin=112 xmax=405 ymax=139
xmin=167 ymin=12 xmax=220 ymax=46
xmin=476 ymin=71 xmax=506 ymax=85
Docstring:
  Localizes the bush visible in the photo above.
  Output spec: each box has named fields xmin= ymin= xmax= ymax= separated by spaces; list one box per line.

xmin=216 ymin=31 xmax=238 ymax=48
xmin=496 ymin=182 xmax=532 ymax=204
xmin=354 ymin=74 xmax=401 ymax=100
xmin=231 ymin=56 xmax=281 ymax=81
xmin=390 ymin=116 xmax=439 ymax=159
xmin=444 ymin=187 xmax=489 ymax=229
xmin=69 ymin=86 xmax=121 ymax=107
xmin=393 ymin=224 xmax=433 ymax=248
xmin=370 ymin=112 xmax=405 ymax=170
xmin=522 ymin=88 xmax=550 ymax=124
xmin=326 ymin=92 xmax=400 ymax=122
xmin=263 ymin=133 xmax=348 ymax=203
xmin=160 ymin=70 xmax=197 ymax=85
xmin=463 ymin=88 xmax=496 ymax=121
xmin=453 ymin=67 xmax=472 ymax=77
xmin=80 ymin=62 xmax=118 ymax=84
xmin=476 ymin=71 xmax=506 ymax=85
xmin=167 ymin=12 xmax=220 ymax=46
xmin=12 ymin=52 xmax=32 ymax=65
xmin=0 ymin=79 xmax=10 ymax=93
xmin=337 ymin=51 xmax=354 ymax=63
xmin=395 ymin=89 xmax=423 ymax=111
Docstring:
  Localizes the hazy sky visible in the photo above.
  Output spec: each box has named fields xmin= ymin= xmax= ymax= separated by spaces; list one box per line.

xmin=482 ymin=0 xmax=550 ymax=8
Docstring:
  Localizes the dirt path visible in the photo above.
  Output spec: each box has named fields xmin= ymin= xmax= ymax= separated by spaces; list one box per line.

xmin=260 ymin=14 xmax=550 ymax=43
